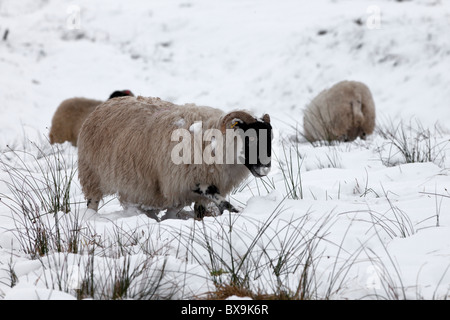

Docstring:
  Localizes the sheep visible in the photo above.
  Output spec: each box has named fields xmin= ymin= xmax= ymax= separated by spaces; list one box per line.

xmin=303 ymin=80 xmax=375 ymax=143
xmin=49 ymin=90 xmax=134 ymax=146
xmin=77 ymin=96 xmax=272 ymax=220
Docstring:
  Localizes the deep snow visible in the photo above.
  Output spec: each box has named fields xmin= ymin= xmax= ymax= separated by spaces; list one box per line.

xmin=1 ymin=0 xmax=450 ymax=299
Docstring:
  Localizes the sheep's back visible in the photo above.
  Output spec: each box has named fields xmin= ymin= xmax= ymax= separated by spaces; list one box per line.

xmin=303 ymin=81 xmax=375 ymax=142
xmin=50 ymin=97 xmax=102 ymax=145
xmin=78 ymin=96 xmax=248 ymax=209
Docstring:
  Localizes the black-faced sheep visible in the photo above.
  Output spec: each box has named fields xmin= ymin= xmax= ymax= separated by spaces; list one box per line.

xmin=49 ymin=90 xmax=134 ymax=146
xmin=303 ymin=80 xmax=376 ymax=143
xmin=77 ymin=96 xmax=272 ymax=220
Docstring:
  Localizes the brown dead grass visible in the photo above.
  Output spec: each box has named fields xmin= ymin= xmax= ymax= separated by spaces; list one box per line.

xmin=203 ymin=283 xmax=296 ymax=300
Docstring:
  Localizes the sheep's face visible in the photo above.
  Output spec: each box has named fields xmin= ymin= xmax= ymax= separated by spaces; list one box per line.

xmin=345 ymin=127 xmax=367 ymax=142
xmin=232 ymin=115 xmax=272 ymax=178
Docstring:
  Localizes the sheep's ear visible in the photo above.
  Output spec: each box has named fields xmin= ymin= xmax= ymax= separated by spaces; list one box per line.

xmin=262 ymin=114 xmax=270 ymax=123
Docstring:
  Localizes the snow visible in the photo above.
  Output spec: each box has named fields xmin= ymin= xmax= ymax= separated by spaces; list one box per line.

xmin=1 ymin=0 xmax=450 ymax=300
xmin=3 ymin=286 xmax=76 ymax=300
xmin=226 ymin=295 xmax=252 ymax=301
xmin=174 ymin=118 xmax=186 ymax=128
xmin=189 ymin=122 xmax=203 ymax=134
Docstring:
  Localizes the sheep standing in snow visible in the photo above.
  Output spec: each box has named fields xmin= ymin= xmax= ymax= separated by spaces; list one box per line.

xmin=77 ymin=96 xmax=272 ymax=220
xmin=303 ymin=80 xmax=375 ymax=143
xmin=49 ymin=90 xmax=134 ymax=146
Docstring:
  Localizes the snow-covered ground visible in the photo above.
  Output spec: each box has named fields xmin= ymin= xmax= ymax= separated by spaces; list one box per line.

xmin=1 ymin=0 xmax=450 ymax=299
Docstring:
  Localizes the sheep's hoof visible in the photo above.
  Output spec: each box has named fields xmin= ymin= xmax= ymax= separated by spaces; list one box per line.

xmin=217 ymin=201 xmax=239 ymax=215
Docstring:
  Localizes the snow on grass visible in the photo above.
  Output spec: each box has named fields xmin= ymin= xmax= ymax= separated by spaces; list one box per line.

xmin=1 ymin=0 xmax=450 ymax=299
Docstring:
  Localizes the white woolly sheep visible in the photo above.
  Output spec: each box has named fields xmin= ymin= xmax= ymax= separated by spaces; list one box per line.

xmin=303 ymin=80 xmax=376 ymax=143
xmin=49 ymin=90 xmax=134 ymax=146
xmin=77 ymin=96 xmax=272 ymax=220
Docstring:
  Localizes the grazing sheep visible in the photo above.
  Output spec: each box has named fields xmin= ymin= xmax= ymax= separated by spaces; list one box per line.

xmin=49 ymin=90 xmax=134 ymax=146
xmin=303 ymin=80 xmax=375 ymax=142
xmin=77 ymin=96 xmax=272 ymax=219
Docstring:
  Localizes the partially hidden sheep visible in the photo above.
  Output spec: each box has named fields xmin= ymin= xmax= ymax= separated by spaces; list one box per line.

xmin=49 ymin=90 xmax=134 ymax=146
xmin=303 ymin=80 xmax=376 ymax=142
xmin=77 ymin=96 xmax=272 ymax=220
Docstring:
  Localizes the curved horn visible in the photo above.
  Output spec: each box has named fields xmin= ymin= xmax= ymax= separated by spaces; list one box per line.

xmin=221 ymin=111 xmax=257 ymax=132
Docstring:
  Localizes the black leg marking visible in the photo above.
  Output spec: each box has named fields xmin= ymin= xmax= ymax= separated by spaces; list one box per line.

xmin=193 ymin=184 xmax=202 ymax=195
xmin=194 ymin=202 xmax=207 ymax=220
xmin=193 ymin=184 xmax=221 ymax=197
xmin=218 ymin=201 xmax=239 ymax=214
xmin=206 ymin=185 xmax=219 ymax=195
xmin=192 ymin=184 xmax=238 ymax=215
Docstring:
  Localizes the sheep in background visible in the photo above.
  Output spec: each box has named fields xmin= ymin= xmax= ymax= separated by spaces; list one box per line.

xmin=49 ymin=90 xmax=134 ymax=146
xmin=303 ymin=80 xmax=375 ymax=143
xmin=77 ymin=96 xmax=272 ymax=220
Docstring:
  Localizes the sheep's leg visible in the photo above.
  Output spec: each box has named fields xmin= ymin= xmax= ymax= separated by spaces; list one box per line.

xmin=87 ymin=198 xmax=100 ymax=211
xmin=193 ymin=184 xmax=238 ymax=215
xmin=80 ymin=164 xmax=102 ymax=212
xmin=194 ymin=201 xmax=207 ymax=219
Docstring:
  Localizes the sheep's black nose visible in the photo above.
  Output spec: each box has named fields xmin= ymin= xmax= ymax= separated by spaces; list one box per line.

xmin=252 ymin=165 xmax=271 ymax=177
